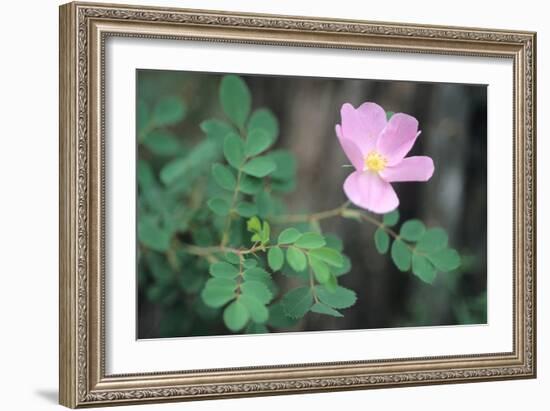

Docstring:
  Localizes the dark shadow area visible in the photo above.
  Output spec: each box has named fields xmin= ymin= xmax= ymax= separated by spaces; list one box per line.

xmin=35 ymin=389 xmax=58 ymax=404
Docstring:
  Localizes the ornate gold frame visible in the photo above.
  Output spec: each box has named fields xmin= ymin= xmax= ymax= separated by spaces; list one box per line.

xmin=59 ymin=1 xmax=536 ymax=408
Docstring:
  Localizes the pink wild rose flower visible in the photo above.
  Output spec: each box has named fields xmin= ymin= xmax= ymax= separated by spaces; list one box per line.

xmin=336 ymin=102 xmax=434 ymax=214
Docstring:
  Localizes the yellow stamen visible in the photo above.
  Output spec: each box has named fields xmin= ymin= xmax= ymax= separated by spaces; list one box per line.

xmin=364 ymin=151 xmax=387 ymax=172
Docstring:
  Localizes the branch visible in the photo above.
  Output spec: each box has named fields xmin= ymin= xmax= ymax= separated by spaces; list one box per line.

xmin=271 ymin=201 xmax=350 ymax=224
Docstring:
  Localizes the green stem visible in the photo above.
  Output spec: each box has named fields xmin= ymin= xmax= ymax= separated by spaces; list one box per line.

xmin=358 ymin=213 xmax=399 ymax=239
xmin=183 ymin=242 xmax=299 ymax=259
xmin=188 ymin=201 xmax=418 ymax=259
xmin=220 ymin=168 xmax=243 ymax=247
xmin=272 ymin=201 xmax=350 ymax=224
xmin=358 ymin=214 xmax=419 ymax=253
xmin=235 ymin=254 xmax=244 ymax=297
xmin=308 ymin=266 xmax=319 ymax=303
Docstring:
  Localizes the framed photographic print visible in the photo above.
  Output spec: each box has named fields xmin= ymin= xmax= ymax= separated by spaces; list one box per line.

xmin=59 ymin=1 xmax=537 ymax=408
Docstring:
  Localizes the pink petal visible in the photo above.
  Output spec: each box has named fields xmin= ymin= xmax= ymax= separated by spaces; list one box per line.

xmin=380 ymin=156 xmax=435 ymax=182
xmin=340 ymin=103 xmax=386 ymax=155
xmin=356 ymin=102 xmax=387 ymax=136
xmin=376 ymin=113 xmax=420 ymax=165
xmin=336 ymin=124 xmax=363 ymax=171
xmin=343 ymin=171 xmax=399 ymax=214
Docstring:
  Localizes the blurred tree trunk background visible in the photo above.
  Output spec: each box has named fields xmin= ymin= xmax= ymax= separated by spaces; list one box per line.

xmin=247 ymin=75 xmax=486 ymax=331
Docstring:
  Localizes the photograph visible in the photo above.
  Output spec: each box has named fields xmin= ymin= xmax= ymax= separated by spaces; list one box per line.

xmin=136 ymin=70 xmax=487 ymax=339
xmin=56 ymin=2 xmax=536 ymax=407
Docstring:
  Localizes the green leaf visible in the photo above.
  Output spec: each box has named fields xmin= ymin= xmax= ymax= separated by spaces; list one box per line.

xmin=294 ymin=232 xmax=326 ymax=249
xmin=200 ymin=119 xmax=233 ymax=142
xmin=261 ymin=221 xmax=271 ymax=244
xmin=201 ymin=278 xmax=237 ymax=308
xmin=220 ymin=75 xmax=251 ymax=129
xmin=246 ymin=216 xmax=262 ymax=233
xmin=247 ymin=108 xmax=279 ymax=144
xmin=309 ymin=255 xmax=330 ymax=284
xmin=286 ymin=247 xmax=307 ymax=272
xmin=207 ymin=198 xmax=231 ymax=216
xmin=223 ymin=300 xmax=250 ymax=332
xmin=331 ymin=255 xmax=351 ymax=277
xmin=374 ymin=228 xmax=390 ymax=254
xmin=224 ymin=252 xmax=240 ymax=265
xmin=153 ymin=96 xmax=186 ymax=126
xmin=142 ymin=130 xmax=182 ymax=156
xmin=412 ymin=254 xmax=437 ymax=284
xmin=308 ymin=248 xmax=344 ymax=267
xmin=271 ymin=179 xmax=296 ymax=193
xmin=212 ymin=164 xmax=237 ymax=191
xmin=138 ymin=217 xmax=171 ymax=252
xmin=246 ymin=322 xmax=269 ymax=334
xmin=159 ymin=139 xmax=219 ymax=186
xmin=400 ymin=219 xmax=426 ymax=241
xmin=245 ymin=129 xmax=272 ymax=157
xmin=391 ymin=239 xmax=412 ymax=271
xmin=267 ymin=302 xmax=299 ymax=328
xmin=255 ymin=191 xmax=273 ymax=218
xmin=268 ymin=150 xmax=296 ymax=180
xmin=281 ymin=287 xmax=313 ymax=319
xmin=239 ymin=175 xmax=262 ymax=194
xmin=243 ymin=267 xmax=271 ymax=282
xmin=310 ymin=302 xmax=343 ymax=317
xmin=239 ymin=295 xmax=269 ymax=323
xmin=209 ymin=262 xmax=239 ymax=279
xmin=267 ymin=247 xmax=284 ymax=271
xmin=144 ymin=252 xmax=172 ymax=284
xmin=315 ymin=286 xmax=357 ymax=309
xmin=242 ymin=156 xmax=276 ymax=178
xmin=324 ymin=234 xmax=344 ymax=251
xmin=137 ymin=160 xmax=155 ymax=190
xmin=427 ymin=248 xmax=461 ymax=272
xmin=241 ymin=280 xmax=272 ymax=304
xmin=236 ymin=202 xmax=258 ymax=218
xmin=416 ymin=228 xmax=449 ymax=253
xmin=242 ymin=258 xmax=258 ymax=269
xmin=383 ymin=210 xmax=400 ymax=226
xmin=223 ymin=133 xmax=245 ymax=169
xmin=324 ymin=274 xmax=339 ymax=292
xmin=278 ymin=228 xmax=301 ymax=244
xmin=386 ymin=110 xmax=395 ymax=120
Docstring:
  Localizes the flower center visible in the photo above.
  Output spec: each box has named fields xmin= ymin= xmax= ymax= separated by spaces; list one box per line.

xmin=364 ymin=151 xmax=387 ymax=172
